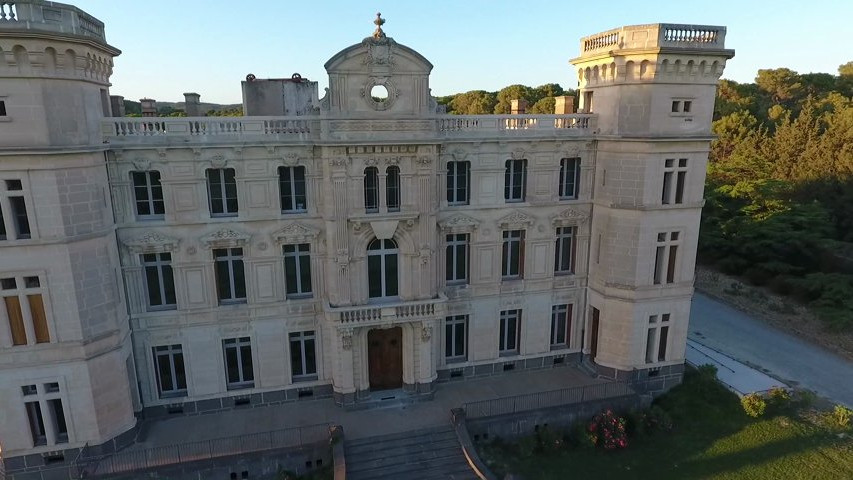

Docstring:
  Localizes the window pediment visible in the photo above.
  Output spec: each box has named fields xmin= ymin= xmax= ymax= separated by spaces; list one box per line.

xmin=497 ymin=210 xmax=534 ymax=230
xmin=201 ymin=228 xmax=250 ymax=248
xmin=123 ymin=231 xmax=179 ymax=254
xmin=439 ymin=214 xmax=479 ymax=234
xmin=551 ymin=207 xmax=589 ymax=227
xmin=272 ymin=222 xmax=319 ymax=244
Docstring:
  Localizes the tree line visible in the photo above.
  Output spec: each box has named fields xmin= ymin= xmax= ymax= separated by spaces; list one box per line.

xmin=702 ymin=62 xmax=853 ymax=331
xmin=435 ymin=83 xmax=577 ymax=115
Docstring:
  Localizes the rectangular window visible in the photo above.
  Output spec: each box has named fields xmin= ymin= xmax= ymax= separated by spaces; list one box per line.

xmin=206 ymin=168 xmax=238 ymax=216
xmin=141 ymin=253 xmax=176 ymax=310
xmin=504 ymin=159 xmax=527 ymax=202
xmin=364 ymin=167 xmax=379 ymax=213
xmin=386 ymin=166 xmax=401 ymax=212
xmin=653 ymin=232 xmax=680 ymax=285
xmin=283 ymin=243 xmax=312 ymax=298
xmin=583 ymin=91 xmax=593 ymax=113
xmin=223 ymin=337 xmax=254 ymax=389
xmin=214 ymin=248 xmax=246 ymax=303
xmin=499 ymin=310 xmax=521 ymax=355
xmin=447 ymin=161 xmax=470 ymax=205
xmin=2 ymin=275 xmax=50 ymax=346
xmin=683 ymin=101 xmax=692 ymax=113
xmin=671 ymin=100 xmax=681 ymax=113
xmin=662 ymin=158 xmax=688 ymax=205
xmin=0 ymin=202 xmax=6 ymax=240
xmin=554 ymin=226 xmax=577 ymax=275
xmin=558 ymin=158 xmax=581 ymax=199
xmin=445 ymin=315 xmax=468 ymax=361
xmin=445 ymin=234 xmax=469 ymax=285
xmin=646 ymin=314 xmax=671 ymax=363
xmin=0 ymin=100 xmax=6 ymax=116
xmin=550 ymin=304 xmax=572 ymax=348
xmin=501 ymin=230 xmax=524 ymax=279
xmin=131 ymin=171 xmax=165 ymax=218
xmin=9 ymin=196 xmax=30 ymax=239
xmin=22 ymin=383 xmax=68 ymax=446
xmin=279 ymin=166 xmax=307 ymax=213
xmin=289 ymin=331 xmax=317 ymax=381
xmin=153 ymin=344 xmax=187 ymax=398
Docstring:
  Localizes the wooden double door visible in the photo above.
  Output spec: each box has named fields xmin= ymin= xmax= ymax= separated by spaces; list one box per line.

xmin=368 ymin=327 xmax=403 ymax=390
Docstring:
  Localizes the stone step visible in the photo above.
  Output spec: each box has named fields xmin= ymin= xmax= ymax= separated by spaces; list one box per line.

xmin=345 ymin=424 xmax=452 ymax=446
xmin=345 ymin=430 xmax=457 ymax=455
xmin=346 ymin=441 xmax=464 ymax=471
xmin=346 ymin=450 xmax=474 ymax=480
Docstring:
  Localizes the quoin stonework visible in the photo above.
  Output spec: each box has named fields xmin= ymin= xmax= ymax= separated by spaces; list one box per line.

xmin=0 ymin=1 xmax=734 ymax=473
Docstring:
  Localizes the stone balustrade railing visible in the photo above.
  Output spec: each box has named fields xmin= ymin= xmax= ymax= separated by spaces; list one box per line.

xmin=327 ymin=295 xmax=447 ymax=326
xmin=578 ymin=23 xmax=726 ymax=56
xmin=102 ymin=114 xmax=597 ymax=143
xmin=0 ymin=0 xmax=106 ymax=42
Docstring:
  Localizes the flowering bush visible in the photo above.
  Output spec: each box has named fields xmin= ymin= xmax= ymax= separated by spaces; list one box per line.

xmin=831 ymin=404 xmax=851 ymax=428
xmin=741 ymin=393 xmax=767 ymax=418
xmin=587 ymin=409 xmax=629 ymax=449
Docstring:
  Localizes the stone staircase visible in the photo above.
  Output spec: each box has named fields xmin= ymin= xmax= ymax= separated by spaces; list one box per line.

xmin=344 ymin=425 xmax=478 ymax=480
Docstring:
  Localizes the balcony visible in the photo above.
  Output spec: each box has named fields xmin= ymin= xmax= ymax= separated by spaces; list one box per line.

xmin=577 ymin=23 xmax=729 ymax=58
xmin=100 ymin=114 xmax=597 ymax=145
xmin=326 ymin=295 xmax=447 ymax=327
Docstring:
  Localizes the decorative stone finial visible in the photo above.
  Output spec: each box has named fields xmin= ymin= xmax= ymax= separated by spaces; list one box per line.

xmin=372 ymin=12 xmax=386 ymax=38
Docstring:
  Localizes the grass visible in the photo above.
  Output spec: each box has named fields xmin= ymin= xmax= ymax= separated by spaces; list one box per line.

xmin=477 ymin=368 xmax=853 ymax=479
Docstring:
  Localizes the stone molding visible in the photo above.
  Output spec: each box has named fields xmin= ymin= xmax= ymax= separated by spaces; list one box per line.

xmin=122 ymin=231 xmax=180 ymax=254
xmin=496 ymin=210 xmax=534 ymax=230
xmin=438 ymin=214 xmax=480 ymax=234
xmin=272 ymin=222 xmax=320 ymax=244
xmin=551 ymin=207 xmax=589 ymax=226
xmin=200 ymin=228 xmax=251 ymax=249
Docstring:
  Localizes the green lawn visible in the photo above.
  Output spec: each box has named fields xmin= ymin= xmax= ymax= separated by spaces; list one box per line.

xmin=478 ymin=369 xmax=853 ymax=480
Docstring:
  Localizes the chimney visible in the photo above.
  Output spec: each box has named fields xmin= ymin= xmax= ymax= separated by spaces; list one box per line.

xmin=140 ymin=98 xmax=157 ymax=117
xmin=510 ymin=99 xmax=528 ymax=115
xmin=554 ymin=95 xmax=575 ymax=114
xmin=184 ymin=92 xmax=201 ymax=117
xmin=109 ymin=95 xmax=125 ymax=117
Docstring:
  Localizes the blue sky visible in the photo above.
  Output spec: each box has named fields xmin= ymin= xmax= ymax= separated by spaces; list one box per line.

xmin=74 ymin=0 xmax=852 ymax=104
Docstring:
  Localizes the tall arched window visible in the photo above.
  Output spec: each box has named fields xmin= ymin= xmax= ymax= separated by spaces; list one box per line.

xmin=367 ymin=238 xmax=399 ymax=299
xmin=386 ymin=166 xmax=400 ymax=212
xmin=364 ymin=167 xmax=379 ymax=213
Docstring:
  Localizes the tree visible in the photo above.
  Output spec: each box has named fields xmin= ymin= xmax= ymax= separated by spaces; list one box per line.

xmin=449 ymin=90 xmax=497 ymax=115
xmin=755 ymin=68 xmax=803 ymax=104
xmin=528 ymin=97 xmax=556 ymax=114
xmin=494 ymin=84 xmax=533 ymax=114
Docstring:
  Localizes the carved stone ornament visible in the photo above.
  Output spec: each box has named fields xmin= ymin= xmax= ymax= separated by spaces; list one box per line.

xmin=201 ymin=228 xmax=250 ymax=248
xmin=419 ymin=247 xmax=432 ymax=265
xmin=385 ymin=156 xmax=400 ymax=166
xmin=328 ymin=157 xmax=349 ymax=167
xmin=272 ymin=222 xmax=319 ymax=244
xmin=123 ymin=231 xmax=179 ymax=254
xmin=362 ymin=77 xmax=398 ymax=111
xmin=511 ymin=149 xmax=526 ymax=160
xmin=341 ymin=328 xmax=354 ymax=350
xmin=551 ymin=207 xmax=589 ymax=226
xmin=282 ymin=153 xmax=300 ymax=166
xmin=421 ymin=325 xmax=432 ymax=342
xmin=362 ymin=29 xmax=395 ymax=66
xmin=363 ymin=156 xmax=379 ymax=167
xmin=497 ymin=210 xmax=535 ymax=229
xmin=131 ymin=158 xmax=151 ymax=171
xmin=416 ymin=155 xmax=432 ymax=166
xmin=208 ymin=154 xmax=227 ymax=168
xmin=561 ymin=146 xmax=581 ymax=158
xmin=439 ymin=214 xmax=480 ymax=234
xmin=334 ymin=252 xmax=350 ymax=272
xmin=450 ymin=149 xmax=468 ymax=162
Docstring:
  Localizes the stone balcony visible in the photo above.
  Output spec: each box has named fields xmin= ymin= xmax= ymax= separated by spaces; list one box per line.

xmin=576 ymin=23 xmax=728 ymax=58
xmin=325 ymin=295 xmax=447 ymax=328
xmin=0 ymin=0 xmax=106 ymax=43
xmin=100 ymin=114 xmax=598 ymax=145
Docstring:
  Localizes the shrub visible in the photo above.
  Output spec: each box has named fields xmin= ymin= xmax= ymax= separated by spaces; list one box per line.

xmin=645 ymin=405 xmax=674 ymax=433
xmin=588 ymin=409 xmax=628 ymax=450
xmin=536 ymin=426 xmax=565 ymax=454
xmin=792 ymin=389 xmax=817 ymax=409
xmin=570 ymin=421 xmax=596 ymax=449
xmin=831 ymin=405 xmax=852 ymax=427
xmin=741 ymin=393 xmax=767 ymax=418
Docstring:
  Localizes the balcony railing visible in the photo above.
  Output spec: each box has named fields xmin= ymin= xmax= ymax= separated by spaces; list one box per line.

xmin=327 ymin=295 xmax=447 ymax=325
xmin=579 ymin=23 xmax=727 ymax=56
xmin=0 ymin=1 xmax=107 ymax=42
xmin=101 ymin=114 xmax=596 ymax=143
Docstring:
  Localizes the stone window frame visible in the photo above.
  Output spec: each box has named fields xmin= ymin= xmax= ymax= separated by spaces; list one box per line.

xmin=645 ymin=313 xmax=672 ymax=364
xmin=130 ymin=170 xmax=165 ymax=220
xmin=498 ymin=309 xmax=521 ymax=356
xmin=653 ymin=231 xmax=682 ymax=285
xmin=140 ymin=252 xmax=177 ymax=312
xmin=497 ymin=210 xmax=533 ymax=282
xmin=444 ymin=233 xmax=470 ymax=286
xmin=201 ymin=228 xmax=251 ymax=306
xmin=554 ymin=226 xmax=578 ymax=276
xmin=205 ymin=167 xmax=239 ymax=217
xmin=558 ymin=157 xmax=582 ymax=200
xmin=20 ymin=378 xmax=71 ymax=447
xmin=222 ymin=336 xmax=255 ymax=390
xmin=670 ymin=97 xmax=695 ymax=117
xmin=444 ymin=314 xmax=468 ymax=363
xmin=0 ymin=175 xmax=36 ymax=242
xmin=288 ymin=330 xmax=319 ymax=382
xmin=278 ymin=165 xmax=308 ymax=214
xmin=446 ymin=160 xmax=471 ymax=206
xmin=550 ymin=304 xmax=573 ymax=349
xmin=122 ymin=231 xmax=181 ymax=313
xmin=504 ymin=158 xmax=527 ymax=203
xmin=662 ymin=158 xmax=689 ymax=205
xmin=0 ymin=272 xmax=53 ymax=348
xmin=151 ymin=343 xmax=188 ymax=399
xmin=272 ymin=222 xmax=321 ymax=301
xmin=0 ymin=94 xmax=10 ymax=122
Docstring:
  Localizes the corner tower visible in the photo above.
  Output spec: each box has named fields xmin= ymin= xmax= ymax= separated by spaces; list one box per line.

xmin=0 ymin=0 xmax=137 ymax=468
xmin=570 ymin=24 xmax=734 ymax=391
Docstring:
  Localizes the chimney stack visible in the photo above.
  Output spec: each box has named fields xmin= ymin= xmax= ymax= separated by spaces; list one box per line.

xmin=140 ymin=98 xmax=157 ymax=117
xmin=184 ymin=92 xmax=201 ymax=117
xmin=510 ymin=99 xmax=528 ymax=115
xmin=554 ymin=95 xmax=575 ymax=114
xmin=109 ymin=95 xmax=125 ymax=117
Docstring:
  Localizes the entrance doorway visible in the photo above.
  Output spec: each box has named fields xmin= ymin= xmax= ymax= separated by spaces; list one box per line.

xmin=368 ymin=327 xmax=403 ymax=390
xmin=590 ymin=307 xmax=600 ymax=360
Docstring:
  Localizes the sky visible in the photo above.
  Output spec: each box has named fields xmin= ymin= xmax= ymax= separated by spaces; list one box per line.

xmin=72 ymin=0 xmax=853 ymax=105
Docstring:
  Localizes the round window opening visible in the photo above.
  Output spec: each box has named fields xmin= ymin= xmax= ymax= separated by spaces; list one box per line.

xmin=370 ymin=84 xmax=389 ymax=102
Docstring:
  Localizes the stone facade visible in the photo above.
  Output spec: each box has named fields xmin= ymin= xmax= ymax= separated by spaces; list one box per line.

xmin=0 ymin=2 xmax=734 ymax=471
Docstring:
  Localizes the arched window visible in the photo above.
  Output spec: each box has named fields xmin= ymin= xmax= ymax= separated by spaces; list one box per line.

xmin=386 ymin=166 xmax=400 ymax=212
xmin=367 ymin=238 xmax=399 ymax=299
xmin=364 ymin=167 xmax=379 ymax=213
